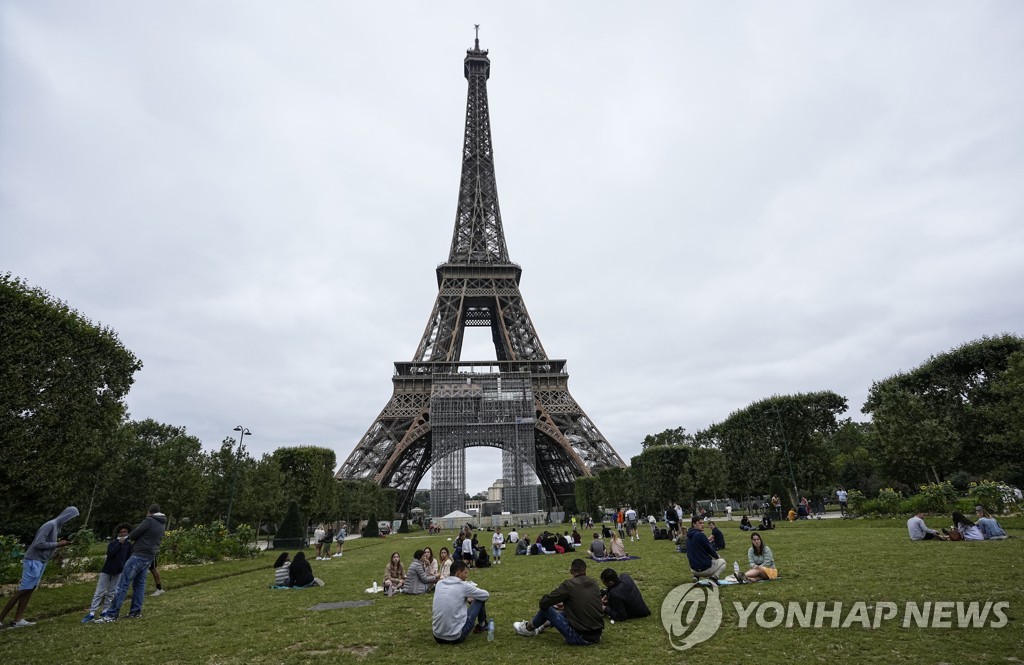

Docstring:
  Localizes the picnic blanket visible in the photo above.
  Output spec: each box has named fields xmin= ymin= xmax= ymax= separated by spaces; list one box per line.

xmin=717 ymin=576 xmax=779 ymax=585
xmin=589 ymin=555 xmax=641 ymax=562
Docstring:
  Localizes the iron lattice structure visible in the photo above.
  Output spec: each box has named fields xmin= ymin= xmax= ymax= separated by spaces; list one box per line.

xmin=336 ymin=35 xmax=625 ymax=513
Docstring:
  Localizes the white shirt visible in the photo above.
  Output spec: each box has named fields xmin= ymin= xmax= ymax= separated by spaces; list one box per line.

xmin=492 ymin=532 xmax=504 ymax=547
xmin=507 ymin=530 xmax=519 ymax=543
xmin=625 ymin=509 xmax=637 ymax=521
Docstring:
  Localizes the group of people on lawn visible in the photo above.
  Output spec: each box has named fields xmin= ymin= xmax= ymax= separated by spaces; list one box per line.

xmin=685 ymin=515 xmax=778 ymax=584
xmin=908 ymin=506 xmax=1009 ymax=542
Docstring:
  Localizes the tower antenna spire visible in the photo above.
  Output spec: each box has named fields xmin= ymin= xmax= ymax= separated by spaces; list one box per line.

xmin=474 ymin=23 xmax=480 ymax=50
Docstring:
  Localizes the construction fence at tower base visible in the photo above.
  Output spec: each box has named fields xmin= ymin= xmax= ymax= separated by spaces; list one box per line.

xmin=429 ymin=372 xmax=540 ymax=518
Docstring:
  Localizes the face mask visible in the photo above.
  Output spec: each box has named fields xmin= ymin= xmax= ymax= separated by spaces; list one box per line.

xmin=118 ymin=535 xmax=128 ymax=541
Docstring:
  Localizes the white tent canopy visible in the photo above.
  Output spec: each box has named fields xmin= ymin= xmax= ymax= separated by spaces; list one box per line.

xmin=440 ymin=510 xmax=472 ymax=519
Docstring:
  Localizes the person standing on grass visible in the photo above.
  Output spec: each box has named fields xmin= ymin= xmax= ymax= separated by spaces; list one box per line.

xmin=513 ymin=558 xmax=604 ymax=645
xmin=83 ymin=523 xmax=133 ymax=623
xmin=686 ymin=516 xmax=726 ymax=583
xmin=333 ymin=523 xmax=346 ymax=557
xmin=313 ymin=524 xmax=325 ymax=559
xmin=836 ymin=487 xmax=848 ymax=516
xmin=625 ymin=506 xmax=638 ymax=542
xmin=95 ymin=504 xmax=167 ymax=622
xmin=0 ymin=506 xmax=79 ymax=629
xmin=492 ymin=526 xmax=505 ymax=565
xmin=321 ymin=525 xmax=334 ymax=560
xmin=432 ymin=559 xmax=490 ymax=644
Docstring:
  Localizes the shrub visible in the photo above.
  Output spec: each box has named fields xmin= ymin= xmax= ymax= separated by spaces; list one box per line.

xmin=161 ymin=520 xmax=260 ymax=564
xmin=876 ymin=488 xmax=903 ymax=515
xmin=969 ymin=480 xmax=1016 ymax=514
xmin=847 ymin=489 xmax=867 ymax=515
xmin=915 ymin=481 xmax=959 ymax=514
xmin=0 ymin=534 xmax=26 ymax=585
xmin=362 ymin=514 xmax=380 ymax=538
xmin=273 ymin=502 xmax=305 ymax=550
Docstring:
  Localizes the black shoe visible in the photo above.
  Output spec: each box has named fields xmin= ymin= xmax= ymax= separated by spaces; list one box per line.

xmin=127 ymin=613 xmax=142 ymax=620
xmin=709 ymin=575 xmax=720 ymax=584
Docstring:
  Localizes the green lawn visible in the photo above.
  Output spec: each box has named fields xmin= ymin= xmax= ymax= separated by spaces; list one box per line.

xmin=1 ymin=517 xmax=1021 ymax=664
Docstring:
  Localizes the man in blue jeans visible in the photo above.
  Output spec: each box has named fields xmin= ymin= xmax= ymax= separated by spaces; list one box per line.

xmin=513 ymin=558 xmax=604 ymax=645
xmin=95 ymin=504 xmax=167 ymax=622
xmin=431 ymin=559 xmax=491 ymax=644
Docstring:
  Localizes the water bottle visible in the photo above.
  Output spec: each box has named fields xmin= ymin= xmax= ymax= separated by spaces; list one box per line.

xmin=487 ymin=619 xmax=495 ymax=641
xmin=733 ymin=561 xmax=741 ymax=580
xmin=372 ymin=581 xmax=378 ymax=592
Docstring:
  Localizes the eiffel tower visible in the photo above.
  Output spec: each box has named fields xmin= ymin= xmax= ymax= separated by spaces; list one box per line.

xmin=335 ymin=32 xmax=625 ymax=515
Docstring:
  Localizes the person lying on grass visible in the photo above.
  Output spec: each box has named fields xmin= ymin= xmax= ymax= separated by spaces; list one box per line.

xmin=951 ymin=512 xmax=984 ymax=541
xmin=975 ymin=506 xmax=1008 ymax=540
xmin=736 ymin=532 xmax=778 ymax=583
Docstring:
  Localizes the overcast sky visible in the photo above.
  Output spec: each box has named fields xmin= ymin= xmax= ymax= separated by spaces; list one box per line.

xmin=3 ymin=2 xmax=1022 ymax=495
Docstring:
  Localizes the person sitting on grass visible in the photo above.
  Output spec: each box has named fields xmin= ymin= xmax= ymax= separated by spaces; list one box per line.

xmin=404 ymin=549 xmax=438 ymax=594
xmin=384 ymin=552 xmax=406 ymax=596
xmin=760 ymin=513 xmax=775 ymax=530
xmin=423 ymin=547 xmax=439 ymax=577
xmin=438 ymin=547 xmax=453 ymax=579
xmin=736 ymin=532 xmax=778 ymax=583
xmin=513 ymin=558 xmax=604 ymax=645
xmin=288 ymin=551 xmax=315 ymax=588
xmin=686 ymin=516 xmax=726 ymax=583
xmin=587 ymin=533 xmax=606 ymax=559
xmin=907 ymin=512 xmax=948 ymax=541
xmin=462 ymin=533 xmax=475 ymax=568
xmin=975 ymin=506 xmax=1008 ymax=540
xmin=432 ymin=560 xmax=490 ymax=644
xmin=516 ymin=538 xmax=530 ymax=556
xmin=273 ymin=552 xmax=290 ymax=587
xmin=707 ymin=520 xmax=725 ymax=551
xmin=951 ymin=512 xmax=984 ymax=541
xmin=608 ymin=531 xmax=628 ymax=558
xmin=599 ymin=568 xmax=650 ymax=621
xmin=740 ymin=515 xmax=756 ymax=531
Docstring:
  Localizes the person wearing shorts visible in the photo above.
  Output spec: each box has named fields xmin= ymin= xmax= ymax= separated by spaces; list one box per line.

xmin=0 ymin=506 xmax=79 ymax=628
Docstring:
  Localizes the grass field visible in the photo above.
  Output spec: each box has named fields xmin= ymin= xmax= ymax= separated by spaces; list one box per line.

xmin=1 ymin=516 xmax=1021 ymax=664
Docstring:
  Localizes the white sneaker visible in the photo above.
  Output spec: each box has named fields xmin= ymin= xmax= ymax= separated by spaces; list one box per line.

xmin=11 ymin=619 xmax=36 ymax=628
xmin=150 ymin=589 xmax=165 ymax=597
xmin=513 ymin=621 xmax=537 ymax=637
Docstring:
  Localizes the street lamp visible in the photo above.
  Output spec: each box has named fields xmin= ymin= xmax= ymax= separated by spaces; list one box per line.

xmin=225 ymin=425 xmax=252 ymax=531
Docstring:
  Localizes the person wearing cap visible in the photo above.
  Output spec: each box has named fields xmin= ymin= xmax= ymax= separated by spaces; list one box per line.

xmin=95 ymin=504 xmax=167 ymax=622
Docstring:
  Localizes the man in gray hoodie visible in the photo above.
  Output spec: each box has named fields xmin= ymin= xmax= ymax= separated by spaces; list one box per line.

xmin=0 ymin=506 xmax=79 ymax=628
xmin=96 ymin=504 xmax=166 ymax=622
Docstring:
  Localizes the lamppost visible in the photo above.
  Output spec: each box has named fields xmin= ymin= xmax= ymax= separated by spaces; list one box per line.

xmin=225 ymin=425 xmax=252 ymax=531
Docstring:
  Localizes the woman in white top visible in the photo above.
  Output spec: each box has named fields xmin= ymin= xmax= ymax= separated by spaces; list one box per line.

xmin=438 ymin=547 xmax=453 ymax=579
xmin=952 ymin=512 xmax=984 ymax=541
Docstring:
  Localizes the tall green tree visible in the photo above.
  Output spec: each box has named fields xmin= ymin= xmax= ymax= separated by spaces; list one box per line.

xmin=706 ymin=391 xmax=847 ymax=500
xmin=863 ymin=335 xmax=1024 ymax=485
xmin=573 ymin=476 xmax=601 ymax=517
xmin=0 ymin=274 xmax=142 ymax=535
xmin=641 ymin=427 xmax=693 ymax=449
xmin=273 ymin=446 xmax=338 ymax=526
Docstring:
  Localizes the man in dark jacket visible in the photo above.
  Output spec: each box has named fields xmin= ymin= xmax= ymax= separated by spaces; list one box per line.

xmin=599 ymin=568 xmax=651 ymax=621
xmin=96 ymin=504 xmax=167 ymax=622
xmin=686 ymin=516 xmax=726 ymax=582
xmin=513 ymin=558 xmax=604 ymax=645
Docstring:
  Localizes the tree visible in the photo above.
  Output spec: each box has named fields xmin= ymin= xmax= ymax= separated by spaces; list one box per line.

xmin=863 ymin=335 xmax=1024 ymax=485
xmin=1 ymin=274 xmax=142 ymax=535
xmin=595 ymin=467 xmax=632 ymax=511
xmin=641 ymin=427 xmax=693 ymax=449
xmin=573 ymin=476 xmax=601 ymax=517
xmin=706 ymin=391 xmax=847 ymax=499
xmin=273 ymin=446 xmax=338 ymax=526
xmin=629 ymin=445 xmax=690 ymax=512
xmin=273 ymin=501 xmax=306 ymax=549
